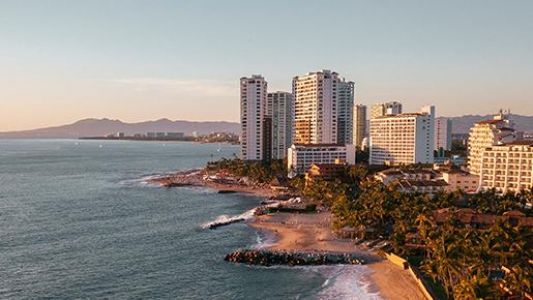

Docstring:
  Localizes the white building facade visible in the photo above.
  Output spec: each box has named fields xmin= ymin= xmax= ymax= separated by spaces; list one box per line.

xmin=287 ymin=144 xmax=356 ymax=175
xmin=240 ymin=75 xmax=268 ymax=161
xmin=267 ymin=92 xmax=293 ymax=160
xmin=479 ymin=142 xmax=533 ymax=193
xmin=292 ymin=70 xmax=353 ymax=145
xmin=468 ymin=112 xmax=516 ymax=175
xmin=369 ymin=106 xmax=435 ymax=166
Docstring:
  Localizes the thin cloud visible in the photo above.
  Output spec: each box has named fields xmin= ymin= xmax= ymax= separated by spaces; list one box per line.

xmin=110 ymin=78 xmax=238 ymax=97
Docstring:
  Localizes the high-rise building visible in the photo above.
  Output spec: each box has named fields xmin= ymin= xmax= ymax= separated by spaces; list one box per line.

xmin=479 ymin=141 xmax=533 ymax=193
xmin=240 ymin=75 xmax=268 ymax=161
xmin=467 ymin=111 xmax=516 ymax=175
xmin=434 ymin=117 xmax=452 ymax=151
xmin=292 ymin=70 xmax=354 ymax=145
xmin=353 ymin=104 xmax=367 ymax=148
xmin=267 ymin=92 xmax=293 ymax=160
xmin=369 ymin=105 xmax=435 ymax=165
xmin=337 ymin=80 xmax=355 ymax=145
xmin=370 ymin=101 xmax=402 ymax=119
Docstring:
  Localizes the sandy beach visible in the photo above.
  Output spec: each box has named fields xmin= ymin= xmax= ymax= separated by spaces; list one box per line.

xmin=252 ymin=212 xmax=427 ymax=300
xmin=151 ymin=170 xmax=427 ymax=299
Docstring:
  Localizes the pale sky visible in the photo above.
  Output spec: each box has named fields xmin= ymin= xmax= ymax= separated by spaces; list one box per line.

xmin=1 ymin=0 xmax=532 ymax=131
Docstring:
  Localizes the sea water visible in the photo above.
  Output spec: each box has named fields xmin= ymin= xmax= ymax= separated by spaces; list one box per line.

xmin=0 ymin=139 xmax=382 ymax=299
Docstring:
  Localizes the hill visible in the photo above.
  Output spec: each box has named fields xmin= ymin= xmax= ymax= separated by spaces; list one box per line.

xmin=447 ymin=114 xmax=533 ymax=134
xmin=0 ymin=118 xmax=240 ymax=138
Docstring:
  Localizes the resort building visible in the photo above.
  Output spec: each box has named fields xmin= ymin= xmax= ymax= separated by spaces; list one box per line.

xmin=240 ymin=75 xmax=268 ymax=161
xmin=370 ymin=101 xmax=402 ymax=119
xmin=292 ymin=70 xmax=354 ymax=145
xmin=434 ymin=117 xmax=452 ymax=151
xmin=287 ymin=144 xmax=356 ymax=176
xmin=479 ymin=141 xmax=533 ymax=193
xmin=267 ymin=92 xmax=293 ymax=160
xmin=353 ymin=104 xmax=367 ymax=149
xmin=369 ymin=106 xmax=435 ymax=166
xmin=467 ymin=111 xmax=516 ymax=175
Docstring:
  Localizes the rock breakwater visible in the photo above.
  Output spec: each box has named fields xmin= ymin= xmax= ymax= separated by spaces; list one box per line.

xmin=225 ymin=249 xmax=365 ymax=266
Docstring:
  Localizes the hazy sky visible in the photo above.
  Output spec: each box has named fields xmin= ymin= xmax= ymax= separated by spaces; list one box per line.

xmin=1 ymin=0 xmax=532 ymax=131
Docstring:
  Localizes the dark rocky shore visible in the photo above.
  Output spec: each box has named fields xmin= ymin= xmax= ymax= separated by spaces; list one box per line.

xmin=225 ymin=249 xmax=366 ymax=266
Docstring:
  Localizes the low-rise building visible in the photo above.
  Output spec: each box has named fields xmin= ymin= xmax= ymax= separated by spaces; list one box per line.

xmin=479 ymin=141 xmax=533 ymax=193
xmin=375 ymin=169 xmax=435 ymax=185
xmin=397 ymin=179 xmax=448 ymax=194
xmin=305 ymin=163 xmax=347 ymax=183
xmin=287 ymin=144 xmax=356 ymax=176
xmin=441 ymin=169 xmax=479 ymax=193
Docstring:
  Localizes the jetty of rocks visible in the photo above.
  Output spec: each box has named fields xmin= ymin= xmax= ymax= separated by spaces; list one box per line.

xmin=224 ymin=249 xmax=365 ymax=266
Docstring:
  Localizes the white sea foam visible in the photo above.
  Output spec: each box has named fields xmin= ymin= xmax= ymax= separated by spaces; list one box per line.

xmin=315 ymin=265 xmax=383 ymax=300
xmin=201 ymin=207 xmax=257 ymax=229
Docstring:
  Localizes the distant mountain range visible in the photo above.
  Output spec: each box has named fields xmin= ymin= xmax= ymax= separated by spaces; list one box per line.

xmin=447 ymin=114 xmax=533 ymax=134
xmin=1 ymin=114 xmax=532 ymax=138
xmin=0 ymin=118 xmax=240 ymax=139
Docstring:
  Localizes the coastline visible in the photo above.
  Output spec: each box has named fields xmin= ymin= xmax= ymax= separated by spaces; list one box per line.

xmin=251 ymin=212 xmax=427 ymax=300
xmin=149 ymin=169 xmax=426 ymax=299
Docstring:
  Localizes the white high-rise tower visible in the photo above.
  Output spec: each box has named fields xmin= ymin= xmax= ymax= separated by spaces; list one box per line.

xmin=240 ymin=75 xmax=267 ymax=161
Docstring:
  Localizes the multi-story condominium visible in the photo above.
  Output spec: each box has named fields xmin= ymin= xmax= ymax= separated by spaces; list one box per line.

xmin=336 ymin=80 xmax=355 ymax=145
xmin=479 ymin=141 xmax=533 ymax=193
xmin=287 ymin=144 xmax=356 ymax=175
xmin=240 ymin=75 xmax=268 ymax=161
xmin=467 ymin=112 xmax=516 ymax=175
xmin=267 ymin=92 xmax=293 ymax=160
xmin=434 ymin=117 xmax=452 ymax=151
xmin=292 ymin=70 xmax=354 ymax=145
xmin=353 ymin=104 xmax=367 ymax=148
xmin=369 ymin=106 xmax=435 ymax=166
xmin=370 ymin=101 xmax=402 ymax=119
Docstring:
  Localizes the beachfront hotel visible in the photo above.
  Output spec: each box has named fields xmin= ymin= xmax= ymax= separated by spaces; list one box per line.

xmin=479 ymin=141 xmax=533 ymax=193
xmin=369 ymin=105 xmax=435 ymax=166
xmin=287 ymin=144 xmax=356 ymax=175
xmin=467 ymin=111 xmax=516 ymax=175
xmin=434 ymin=117 xmax=452 ymax=151
xmin=292 ymin=70 xmax=354 ymax=145
xmin=267 ymin=92 xmax=293 ymax=160
xmin=353 ymin=104 xmax=367 ymax=149
xmin=240 ymin=75 xmax=268 ymax=161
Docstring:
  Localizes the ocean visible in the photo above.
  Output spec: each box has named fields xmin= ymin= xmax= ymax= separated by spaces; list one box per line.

xmin=0 ymin=139 xmax=382 ymax=299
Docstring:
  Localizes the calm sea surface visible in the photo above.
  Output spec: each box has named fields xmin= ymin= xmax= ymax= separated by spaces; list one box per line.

xmin=0 ymin=139 xmax=380 ymax=299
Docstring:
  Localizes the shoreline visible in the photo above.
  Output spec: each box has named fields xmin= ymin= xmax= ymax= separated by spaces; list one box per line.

xmin=149 ymin=169 xmax=426 ymax=299
xmin=251 ymin=212 xmax=427 ymax=300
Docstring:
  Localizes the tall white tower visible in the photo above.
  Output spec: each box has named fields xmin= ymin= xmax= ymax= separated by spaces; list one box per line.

xmin=240 ymin=75 xmax=267 ymax=161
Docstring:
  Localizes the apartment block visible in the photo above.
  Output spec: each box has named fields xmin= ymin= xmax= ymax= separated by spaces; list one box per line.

xmin=267 ymin=92 xmax=293 ymax=160
xmin=240 ymin=75 xmax=268 ymax=161
xmin=292 ymin=70 xmax=353 ymax=145
xmin=369 ymin=106 xmax=435 ymax=166
xmin=353 ymin=104 xmax=367 ymax=148
xmin=468 ymin=112 xmax=516 ymax=175
xmin=434 ymin=117 xmax=452 ymax=151
xmin=479 ymin=141 xmax=533 ymax=193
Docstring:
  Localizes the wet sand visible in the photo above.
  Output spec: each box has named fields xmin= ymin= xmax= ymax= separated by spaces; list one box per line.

xmin=251 ymin=212 xmax=426 ymax=300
